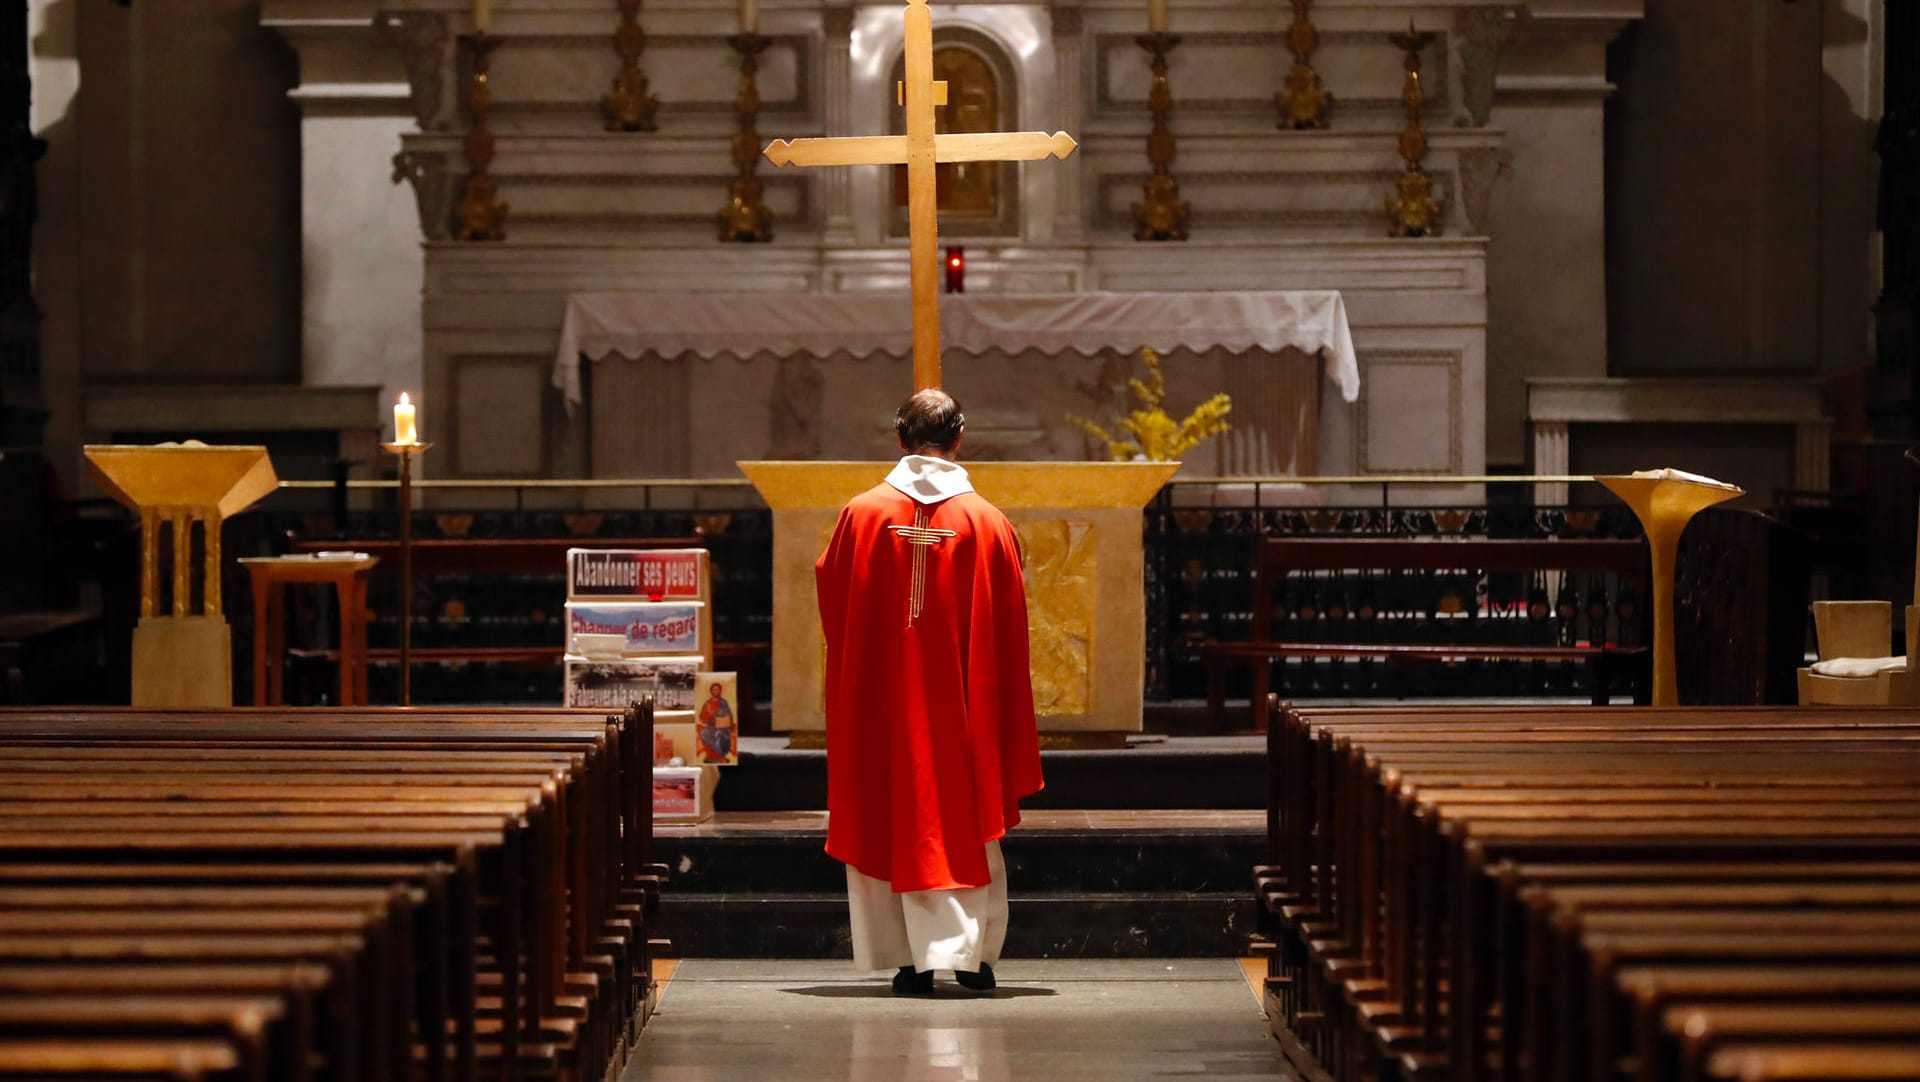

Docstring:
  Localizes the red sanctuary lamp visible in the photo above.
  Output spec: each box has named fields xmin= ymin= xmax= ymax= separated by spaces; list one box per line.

xmin=944 ymin=246 xmax=965 ymax=294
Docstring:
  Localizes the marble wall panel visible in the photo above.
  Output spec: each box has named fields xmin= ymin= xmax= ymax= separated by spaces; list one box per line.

xmin=489 ymin=34 xmax=807 ymax=116
xmin=502 ymin=173 xmax=811 ymax=232
xmin=301 ymin=116 xmax=426 ymax=406
xmin=1354 ymin=350 xmax=1463 ymax=474
xmin=449 ymin=354 xmax=552 ymax=477
xmin=1482 ymin=98 xmax=1605 ymax=464
xmin=1092 ymin=30 xmax=1448 ymax=124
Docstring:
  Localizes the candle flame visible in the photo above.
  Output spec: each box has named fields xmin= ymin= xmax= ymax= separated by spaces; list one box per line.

xmin=399 ymin=391 xmax=411 ymax=405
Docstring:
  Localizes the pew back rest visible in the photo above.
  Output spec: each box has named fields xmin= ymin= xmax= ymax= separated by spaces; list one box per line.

xmin=1673 ymin=507 xmax=1813 ymax=706
xmin=1249 ymin=537 xmax=1651 ymax=648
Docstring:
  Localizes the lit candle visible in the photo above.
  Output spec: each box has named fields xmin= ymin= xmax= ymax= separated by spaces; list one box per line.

xmin=474 ymin=0 xmax=491 ymax=34
xmin=740 ymin=0 xmax=758 ymax=33
xmin=394 ymin=392 xmax=418 ymax=446
xmin=1148 ymin=0 xmax=1167 ymax=33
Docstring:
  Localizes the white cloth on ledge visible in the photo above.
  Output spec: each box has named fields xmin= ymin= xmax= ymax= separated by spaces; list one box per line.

xmin=846 ymin=840 xmax=1008 ymax=974
xmin=1629 ymin=467 xmax=1741 ymax=490
xmin=1809 ymin=656 xmax=1909 ymax=678
xmin=553 ymin=291 xmax=1360 ymax=411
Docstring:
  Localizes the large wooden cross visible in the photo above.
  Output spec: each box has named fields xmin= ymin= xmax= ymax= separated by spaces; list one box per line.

xmin=763 ymin=0 xmax=1077 ymax=390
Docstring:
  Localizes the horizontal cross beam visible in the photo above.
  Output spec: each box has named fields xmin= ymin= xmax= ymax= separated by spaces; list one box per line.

xmin=764 ymin=131 xmax=1078 ymax=169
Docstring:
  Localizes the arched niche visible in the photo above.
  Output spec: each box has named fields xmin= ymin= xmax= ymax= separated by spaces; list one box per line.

xmin=847 ymin=5 xmax=1058 ymax=246
xmin=885 ymin=29 xmax=1020 ymax=238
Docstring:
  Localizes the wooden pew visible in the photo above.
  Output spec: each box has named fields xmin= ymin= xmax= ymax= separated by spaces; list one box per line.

xmin=1256 ymin=701 xmax=1920 ymax=1082
xmin=0 ymin=703 xmax=663 ymax=1082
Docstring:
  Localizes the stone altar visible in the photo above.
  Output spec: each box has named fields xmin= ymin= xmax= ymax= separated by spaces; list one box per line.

xmin=560 ymin=289 xmax=1360 ymax=481
xmin=742 ymin=459 xmax=1177 ymax=736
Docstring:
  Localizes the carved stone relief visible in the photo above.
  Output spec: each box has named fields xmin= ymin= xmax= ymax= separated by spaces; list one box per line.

xmin=1453 ymin=6 xmax=1516 ymax=127
xmin=822 ymin=5 xmax=854 ymax=40
xmin=390 ymin=149 xmax=461 ymax=242
xmin=1456 ymin=145 xmax=1511 ymax=235
xmin=769 ymin=353 xmax=825 ymax=458
xmin=375 ymin=10 xmax=458 ymax=132
xmin=1014 ymin=518 xmax=1096 ymax=717
xmin=1050 ymin=5 xmax=1084 ymax=40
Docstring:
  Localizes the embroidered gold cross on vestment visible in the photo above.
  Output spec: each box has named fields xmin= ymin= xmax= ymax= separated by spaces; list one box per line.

xmin=888 ymin=510 xmax=956 ymax=627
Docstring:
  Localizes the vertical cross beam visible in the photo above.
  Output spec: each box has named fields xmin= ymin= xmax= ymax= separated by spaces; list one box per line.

xmin=901 ymin=0 xmax=941 ymax=389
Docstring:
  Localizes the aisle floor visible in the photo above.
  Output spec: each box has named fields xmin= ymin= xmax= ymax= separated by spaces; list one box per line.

xmin=621 ymin=958 xmax=1298 ymax=1081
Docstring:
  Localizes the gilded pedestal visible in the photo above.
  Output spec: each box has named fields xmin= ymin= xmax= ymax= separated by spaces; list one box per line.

xmin=1595 ymin=472 xmax=1742 ymax=707
xmin=741 ymin=460 xmax=1178 ymax=737
xmin=85 ymin=443 xmax=279 ymax=707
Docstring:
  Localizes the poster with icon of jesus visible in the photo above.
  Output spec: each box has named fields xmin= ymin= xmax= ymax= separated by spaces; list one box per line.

xmin=694 ymin=672 xmax=739 ymax=765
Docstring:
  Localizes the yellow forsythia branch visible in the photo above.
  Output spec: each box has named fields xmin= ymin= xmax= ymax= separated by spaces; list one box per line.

xmin=1068 ymin=348 xmax=1232 ymax=462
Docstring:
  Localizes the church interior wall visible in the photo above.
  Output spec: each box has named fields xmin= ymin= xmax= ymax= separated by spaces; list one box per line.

xmin=30 ymin=0 xmax=307 ymax=490
xmin=19 ymin=0 xmax=1892 ymax=502
xmin=1604 ymin=0 xmax=1875 ymax=379
xmin=299 ymin=113 xmax=424 ymax=402
xmin=30 ymin=0 xmax=82 ymax=491
xmin=1482 ymin=92 xmax=1609 ymax=467
xmin=73 ymin=1 xmax=303 ymax=384
xmin=1566 ymin=420 xmax=1797 ymax=510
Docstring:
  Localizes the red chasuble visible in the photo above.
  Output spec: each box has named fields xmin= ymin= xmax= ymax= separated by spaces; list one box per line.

xmin=815 ymin=473 xmax=1043 ymax=893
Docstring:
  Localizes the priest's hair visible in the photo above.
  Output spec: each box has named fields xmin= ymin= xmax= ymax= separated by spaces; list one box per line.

xmin=895 ymin=389 xmax=966 ymax=455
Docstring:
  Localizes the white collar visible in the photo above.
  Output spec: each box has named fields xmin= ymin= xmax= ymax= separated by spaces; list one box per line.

xmin=883 ymin=455 xmax=974 ymax=505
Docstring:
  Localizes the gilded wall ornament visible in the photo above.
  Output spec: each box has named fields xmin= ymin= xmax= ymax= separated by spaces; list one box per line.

xmin=1386 ymin=25 xmax=1443 ymax=238
xmin=1275 ymin=0 xmax=1331 ymax=130
xmin=602 ymin=0 xmax=662 ymax=132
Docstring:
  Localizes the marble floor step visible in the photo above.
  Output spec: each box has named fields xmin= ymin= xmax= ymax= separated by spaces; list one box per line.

xmin=717 ymin=736 xmax=1264 ymax=811
xmin=656 ymin=891 xmax=1259 ymax=959
xmin=656 ymin=810 xmax=1262 ymax=894
xmin=653 ymin=810 xmax=1263 ymax=958
xmin=621 ymin=959 xmax=1303 ymax=1082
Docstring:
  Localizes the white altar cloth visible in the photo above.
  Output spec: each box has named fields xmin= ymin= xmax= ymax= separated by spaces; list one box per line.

xmin=552 ymin=291 xmax=1359 ymax=411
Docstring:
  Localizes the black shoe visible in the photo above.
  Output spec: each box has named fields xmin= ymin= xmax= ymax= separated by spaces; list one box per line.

xmin=954 ymin=963 xmax=996 ymax=991
xmin=892 ymin=966 xmax=934 ymax=996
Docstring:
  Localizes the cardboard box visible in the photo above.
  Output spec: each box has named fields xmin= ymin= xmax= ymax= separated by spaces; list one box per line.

xmin=654 ymin=765 xmax=717 ymax=822
xmin=565 ymin=601 xmax=705 ymax=657
xmin=652 ymin=721 xmax=697 ymax=766
xmin=564 ymin=657 xmax=704 ymax=711
xmin=568 ymin=549 xmax=708 ymax=601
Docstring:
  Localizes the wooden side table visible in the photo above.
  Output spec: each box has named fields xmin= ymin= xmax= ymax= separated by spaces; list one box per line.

xmin=240 ymin=554 xmax=378 ymax=707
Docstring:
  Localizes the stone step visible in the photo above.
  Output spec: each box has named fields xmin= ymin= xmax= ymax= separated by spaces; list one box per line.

xmin=656 ymin=892 xmax=1260 ymax=959
xmin=658 ymin=820 xmax=1260 ymax=894
xmin=714 ymin=735 xmax=1265 ymax=812
xmin=652 ymin=809 xmax=1262 ymax=958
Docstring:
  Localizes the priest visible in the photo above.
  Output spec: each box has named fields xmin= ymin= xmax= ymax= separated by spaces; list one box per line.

xmin=815 ymin=388 xmax=1044 ymax=995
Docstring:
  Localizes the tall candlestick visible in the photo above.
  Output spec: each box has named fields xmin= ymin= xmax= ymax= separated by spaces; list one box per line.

xmin=394 ymin=392 xmax=418 ymax=446
xmin=602 ymin=0 xmax=662 ymax=132
xmin=720 ymin=34 xmax=775 ymax=242
xmin=474 ymin=0 xmax=491 ymax=33
xmin=1148 ymin=0 xmax=1167 ymax=33
xmin=1131 ymin=32 xmax=1189 ymax=241
xmin=740 ymin=0 xmax=758 ymax=33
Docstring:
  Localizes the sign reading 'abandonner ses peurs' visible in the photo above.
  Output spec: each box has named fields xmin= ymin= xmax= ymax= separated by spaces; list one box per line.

xmin=566 ymin=549 xmax=706 ymax=601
